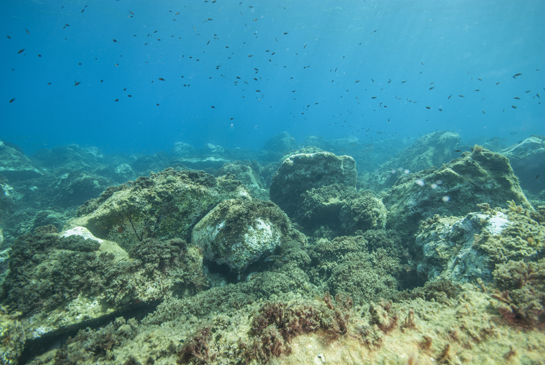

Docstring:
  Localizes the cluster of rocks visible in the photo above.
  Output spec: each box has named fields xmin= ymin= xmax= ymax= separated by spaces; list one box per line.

xmin=0 ymin=131 xmax=544 ymax=364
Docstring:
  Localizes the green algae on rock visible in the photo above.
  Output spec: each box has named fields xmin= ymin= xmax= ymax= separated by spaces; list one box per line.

xmin=270 ymin=150 xmax=357 ymax=218
xmin=192 ymin=199 xmax=305 ymax=272
xmin=384 ymin=145 xmax=532 ymax=240
xmin=414 ymin=202 xmax=545 ymax=284
xmin=359 ymin=131 xmax=461 ymax=191
xmin=216 ymin=161 xmax=269 ymax=201
xmin=0 ymin=225 xmax=205 ymax=341
xmin=67 ymin=169 xmax=251 ymax=251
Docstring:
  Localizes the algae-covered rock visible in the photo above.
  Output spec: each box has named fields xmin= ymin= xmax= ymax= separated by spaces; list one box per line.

xmin=0 ymin=140 xmax=43 ymax=181
xmin=309 ymin=236 xmax=401 ymax=304
xmin=67 ymin=169 xmax=250 ymax=250
xmin=360 ymin=131 xmax=461 ymax=191
xmin=340 ymin=191 xmax=388 ymax=234
xmin=0 ymin=225 xmax=205 ymax=339
xmin=415 ymin=202 xmax=545 ymax=284
xmin=192 ymin=199 xmax=305 ymax=271
xmin=270 ymin=151 xmax=357 ymax=217
xmin=384 ymin=146 xmax=532 ymax=239
xmin=216 ymin=162 xmax=269 ymax=200
xmin=295 ymin=184 xmax=356 ymax=236
xmin=492 ymin=258 xmax=545 ymax=328
xmin=501 ymin=135 xmax=545 ymax=194
xmin=51 ymin=171 xmax=112 ymax=208
xmin=0 ymin=305 xmax=25 ymax=365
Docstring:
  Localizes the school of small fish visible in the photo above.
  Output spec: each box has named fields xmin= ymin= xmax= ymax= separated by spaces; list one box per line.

xmin=5 ymin=2 xmax=544 ymax=147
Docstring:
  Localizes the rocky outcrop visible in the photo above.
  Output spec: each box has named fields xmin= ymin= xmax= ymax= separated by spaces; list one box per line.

xmin=67 ymin=169 xmax=251 ymax=250
xmin=414 ymin=202 xmax=545 ymax=284
xmin=270 ymin=150 xmax=357 ymax=217
xmin=384 ymin=146 xmax=532 ymax=239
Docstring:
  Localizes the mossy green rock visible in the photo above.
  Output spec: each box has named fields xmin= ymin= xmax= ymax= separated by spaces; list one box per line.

xmin=270 ymin=151 xmax=357 ymax=217
xmin=0 ymin=225 xmax=205 ymax=339
xmin=384 ymin=146 xmax=532 ymax=239
xmin=192 ymin=199 xmax=305 ymax=271
xmin=67 ymin=169 xmax=251 ymax=250
xmin=415 ymin=202 xmax=545 ymax=284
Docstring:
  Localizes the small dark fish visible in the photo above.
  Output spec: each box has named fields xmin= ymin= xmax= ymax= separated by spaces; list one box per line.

xmin=264 ymin=255 xmax=288 ymax=263
xmin=482 ymin=111 xmax=486 ymax=114
xmin=429 ymin=87 xmax=434 ymax=90
xmin=114 ymin=99 xmax=119 ymax=102
xmin=475 ymin=89 xmax=479 ymax=91
xmin=129 ymin=10 xmax=134 ymax=15
xmin=371 ymin=97 xmax=376 ymax=99
xmin=18 ymin=49 xmax=24 ymax=54
xmin=74 ymin=81 xmax=81 ymax=86
xmin=455 ymin=149 xmax=461 ymax=153
xmin=537 ymin=94 xmax=541 ymax=98
xmin=211 ymin=106 xmax=215 ymax=108
xmin=25 ymin=28 xmax=29 ymax=34
xmin=7 ymin=35 xmax=11 ymax=39
xmin=355 ymin=80 xmax=360 ymax=83
xmin=248 ymin=55 xmax=252 ymax=57
xmin=459 ymin=95 xmax=464 ymax=97
xmin=448 ymin=95 xmax=452 ymax=99
xmin=100 ymin=80 xmax=103 ymax=82
xmin=477 ymin=78 xmax=482 ymax=81
xmin=439 ymin=108 xmax=443 ymax=111
xmin=525 ymin=90 xmax=531 ymax=93
xmin=401 ymin=80 xmax=406 ymax=83
xmin=513 ymin=73 xmax=522 ymax=78
xmin=514 ymin=97 xmax=520 ymax=99
xmin=426 ymin=106 xmax=431 ymax=109
xmin=371 ymin=79 xmax=374 ymax=82
xmin=127 ymin=95 xmax=132 ymax=97
xmin=512 ymin=105 xmax=517 ymax=109
xmin=9 ymin=98 xmax=15 ymax=103
xmin=38 ymin=54 xmax=41 ymax=57
xmin=159 ymin=78 xmax=165 ymax=81
xmin=283 ymin=32 xmax=288 ymax=35
xmin=113 ymin=39 xmax=117 ymax=42
xmin=81 ymin=9 xmax=84 ymax=13
xmin=47 ymin=82 xmax=51 ymax=85
xmin=536 ymin=175 xmax=540 ymax=180
xmin=156 ymin=103 xmax=160 ymax=106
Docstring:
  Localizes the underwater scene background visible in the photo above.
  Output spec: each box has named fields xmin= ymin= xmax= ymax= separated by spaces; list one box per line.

xmin=1 ymin=0 xmax=545 ymax=364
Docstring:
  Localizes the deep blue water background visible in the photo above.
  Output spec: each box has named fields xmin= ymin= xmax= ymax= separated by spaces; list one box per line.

xmin=1 ymin=0 xmax=544 ymax=155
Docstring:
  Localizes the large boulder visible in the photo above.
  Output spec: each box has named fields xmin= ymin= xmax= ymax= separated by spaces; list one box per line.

xmin=501 ymin=136 xmax=545 ymax=194
xmin=414 ymin=203 xmax=545 ymax=284
xmin=270 ymin=150 xmax=357 ymax=217
xmin=192 ymin=199 xmax=305 ymax=272
xmin=0 ymin=140 xmax=43 ymax=181
xmin=66 ymin=169 xmax=251 ymax=250
xmin=384 ymin=146 xmax=532 ymax=239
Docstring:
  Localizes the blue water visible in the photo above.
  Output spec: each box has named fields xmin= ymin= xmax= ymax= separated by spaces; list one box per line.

xmin=1 ymin=0 xmax=544 ymax=155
